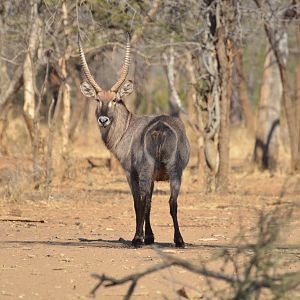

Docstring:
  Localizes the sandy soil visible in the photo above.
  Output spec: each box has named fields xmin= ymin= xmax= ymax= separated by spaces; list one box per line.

xmin=0 ymin=158 xmax=300 ymax=299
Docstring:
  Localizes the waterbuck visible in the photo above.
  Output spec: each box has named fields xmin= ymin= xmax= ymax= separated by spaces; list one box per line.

xmin=78 ymin=36 xmax=190 ymax=247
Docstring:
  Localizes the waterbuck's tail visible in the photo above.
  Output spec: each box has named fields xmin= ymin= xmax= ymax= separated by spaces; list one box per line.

xmin=144 ymin=121 xmax=177 ymax=165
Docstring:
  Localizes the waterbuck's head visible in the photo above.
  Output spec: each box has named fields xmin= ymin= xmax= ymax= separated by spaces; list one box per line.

xmin=78 ymin=35 xmax=133 ymax=129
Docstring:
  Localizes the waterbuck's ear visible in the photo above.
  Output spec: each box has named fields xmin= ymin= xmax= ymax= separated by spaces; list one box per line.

xmin=117 ymin=80 xmax=134 ymax=100
xmin=80 ymin=81 xmax=96 ymax=98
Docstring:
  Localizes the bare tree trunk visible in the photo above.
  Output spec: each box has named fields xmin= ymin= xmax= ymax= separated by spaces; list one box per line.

xmin=296 ymin=25 xmax=300 ymax=169
xmin=46 ymin=87 xmax=63 ymax=189
xmin=201 ymin=0 xmax=220 ymax=192
xmin=216 ymin=32 xmax=233 ymax=192
xmin=69 ymin=66 xmax=88 ymax=141
xmin=0 ymin=65 xmax=23 ymax=113
xmin=0 ymin=0 xmax=23 ymax=111
xmin=235 ymin=48 xmax=255 ymax=136
xmin=60 ymin=0 xmax=71 ymax=159
xmin=0 ymin=1 xmax=10 ymax=96
xmin=131 ymin=0 xmax=160 ymax=114
xmin=252 ymin=0 xmax=288 ymax=172
xmin=253 ymin=37 xmax=285 ymax=171
xmin=59 ymin=58 xmax=71 ymax=155
xmin=185 ymin=51 xmax=205 ymax=185
xmin=23 ymin=0 xmax=43 ymax=186
xmin=0 ymin=104 xmax=11 ymax=155
xmin=163 ymin=42 xmax=184 ymax=117
xmin=0 ymin=1 xmax=19 ymax=155
xmin=23 ymin=0 xmax=42 ymax=141
xmin=254 ymin=0 xmax=297 ymax=171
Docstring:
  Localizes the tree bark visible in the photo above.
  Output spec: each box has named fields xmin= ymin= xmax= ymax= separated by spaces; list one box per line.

xmin=185 ymin=50 xmax=205 ymax=185
xmin=131 ymin=0 xmax=160 ymax=114
xmin=69 ymin=66 xmax=88 ymax=141
xmin=0 ymin=1 xmax=10 ymax=96
xmin=296 ymin=25 xmax=300 ymax=169
xmin=0 ymin=65 xmax=23 ymax=113
xmin=235 ymin=48 xmax=255 ymax=136
xmin=201 ymin=0 xmax=220 ymax=192
xmin=163 ymin=43 xmax=184 ymax=117
xmin=60 ymin=0 xmax=71 ymax=158
xmin=254 ymin=0 xmax=299 ymax=172
xmin=253 ymin=32 xmax=286 ymax=171
xmin=0 ymin=1 xmax=25 ymax=111
xmin=0 ymin=103 xmax=11 ymax=155
xmin=22 ymin=0 xmax=43 ymax=186
xmin=23 ymin=0 xmax=42 ymax=141
xmin=216 ymin=30 xmax=233 ymax=192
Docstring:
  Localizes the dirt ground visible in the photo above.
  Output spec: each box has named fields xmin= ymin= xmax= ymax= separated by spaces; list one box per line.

xmin=0 ymin=155 xmax=300 ymax=299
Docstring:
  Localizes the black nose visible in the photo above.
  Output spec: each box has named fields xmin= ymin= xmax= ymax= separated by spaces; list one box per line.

xmin=98 ymin=116 xmax=109 ymax=125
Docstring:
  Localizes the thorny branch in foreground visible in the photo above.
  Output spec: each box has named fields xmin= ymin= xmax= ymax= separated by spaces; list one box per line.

xmin=90 ymin=209 xmax=300 ymax=300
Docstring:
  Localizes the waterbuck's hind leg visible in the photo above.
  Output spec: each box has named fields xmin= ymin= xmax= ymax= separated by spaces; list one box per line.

xmin=132 ymin=163 xmax=154 ymax=248
xmin=169 ymin=175 xmax=185 ymax=248
xmin=144 ymin=181 xmax=154 ymax=245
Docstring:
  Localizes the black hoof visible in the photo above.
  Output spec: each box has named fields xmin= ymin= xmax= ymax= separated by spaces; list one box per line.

xmin=175 ymin=241 xmax=185 ymax=248
xmin=132 ymin=238 xmax=143 ymax=248
xmin=175 ymin=237 xmax=185 ymax=248
xmin=144 ymin=236 xmax=155 ymax=245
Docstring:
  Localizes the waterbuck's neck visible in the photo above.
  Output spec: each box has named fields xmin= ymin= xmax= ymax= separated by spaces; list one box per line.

xmin=100 ymin=104 xmax=132 ymax=153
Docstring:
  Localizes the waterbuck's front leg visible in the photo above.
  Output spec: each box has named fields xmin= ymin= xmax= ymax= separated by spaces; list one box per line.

xmin=126 ymin=171 xmax=144 ymax=247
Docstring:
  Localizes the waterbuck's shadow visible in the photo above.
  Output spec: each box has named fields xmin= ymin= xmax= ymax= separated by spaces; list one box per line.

xmin=78 ymin=237 xmax=177 ymax=248
xmin=0 ymin=237 xmax=199 ymax=249
xmin=0 ymin=239 xmax=298 ymax=253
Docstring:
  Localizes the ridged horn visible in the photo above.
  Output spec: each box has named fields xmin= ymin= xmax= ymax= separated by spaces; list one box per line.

xmin=78 ymin=34 xmax=102 ymax=93
xmin=110 ymin=34 xmax=131 ymax=92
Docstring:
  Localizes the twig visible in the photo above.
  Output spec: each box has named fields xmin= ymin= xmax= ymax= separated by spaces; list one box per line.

xmin=90 ymin=250 xmax=238 ymax=299
xmin=91 ymin=244 xmax=300 ymax=300
xmin=90 ymin=262 xmax=173 ymax=299
xmin=0 ymin=218 xmax=45 ymax=223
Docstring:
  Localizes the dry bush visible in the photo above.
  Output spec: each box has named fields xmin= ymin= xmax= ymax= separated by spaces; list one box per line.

xmin=1 ymin=168 xmax=31 ymax=202
xmin=91 ymin=207 xmax=300 ymax=300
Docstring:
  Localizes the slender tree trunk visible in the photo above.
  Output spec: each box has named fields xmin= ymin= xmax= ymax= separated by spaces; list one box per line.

xmin=185 ymin=51 xmax=205 ymax=185
xmin=254 ymin=33 xmax=286 ymax=171
xmin=163 ymin=43 xmax=184 ymax=117
xmin=23 ymin=0 xmax=41 ymax=141
xmin=131 ymin=0 xmax=160 ymax=114
xmin=0 ymin=104 xmax=11 ymax=155
xmin=69 ymin=67 xmax=88 ymax=141
xmin=0 ymin=1 xmax=21 ymax=154
xmin=295 ymin=25 xmax=300 ymax=169
xmin=60 ymin=0 xmax=71 ymax=159
xmin=46 ymin=87 xmax=63 ymax=189
xmin=254 ymin=0 xmax=299 ymax=172
xmin=201 ymin=0 xmax=220 ymax=192
xmin=235 ymin=48 xmax=255 ymax=136
xmin=0 ymin=1 xmax=9 ymax=96
xmin=23 ymin=0 xmax=43 ymax=186
xmin=0 ymin=65 xmax=23 ymax=113
xmin=216 ymin=31 xmax=233 ymax=192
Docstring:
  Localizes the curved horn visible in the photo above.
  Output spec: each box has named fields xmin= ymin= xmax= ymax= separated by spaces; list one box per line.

xmin=110 ymin=34 xmax=131 ymax=92
xmin=78 ymin=34 xmax=102 ymax=93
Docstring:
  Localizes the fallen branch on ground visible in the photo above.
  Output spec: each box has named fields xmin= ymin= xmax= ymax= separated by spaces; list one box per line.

xmin=0 ymin=218 xmax=45 ymax=223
